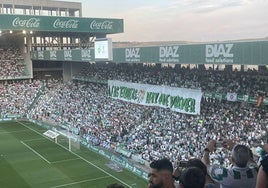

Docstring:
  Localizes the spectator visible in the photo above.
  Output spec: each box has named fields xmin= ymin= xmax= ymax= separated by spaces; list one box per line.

xmin=174 ymin=159 xmax=217 ymax=188
xmin=256 ymin=165 xmax=268 ymax=188
xmin=256 ymin=144 xmax=268 ymax=188
xmin=179 ymin=167 xmax=206 ymax=188
xmin=148 ymin=158 xmax=175 ymax=188
xmin=202 ymin=140 xmax=258 ymax=188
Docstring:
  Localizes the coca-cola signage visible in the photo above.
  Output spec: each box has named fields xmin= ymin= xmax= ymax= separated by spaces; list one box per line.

xmin=90 ymin=20 xmax=113 ymax=30
xmin=1 ymin=14 xmax=123 ymax=33
xmin=12 ymin=17 xmax=40 ymax=28
xmin=53 ymin=19 xmax=79 ymax=29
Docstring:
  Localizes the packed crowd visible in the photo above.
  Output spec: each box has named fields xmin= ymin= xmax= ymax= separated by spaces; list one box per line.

xmin=1 ymin=62 xmax=267 ymax=168
xmin=74 ymin=63 xmax=268 ymax=97
xmin=0 ymin=80 xmax=42 ymax=118
xmin=28 ymin=63 xmax=268 ymax=167
xmin=28 ymin=81 xmax=268 ymax=166
xmin=0 ymin=48 xmax=28 ymax=79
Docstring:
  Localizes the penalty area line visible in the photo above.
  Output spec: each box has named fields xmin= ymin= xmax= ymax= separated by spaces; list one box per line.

xmin=51 ymin=157 xmax=80 ymax=164
xmin=23 ymin=137 xmax=46 ymax=142
xmin=20 ymin=140 xmax=51 ymax=164
xmin=17 ymin=121 xmax=133 ymax=188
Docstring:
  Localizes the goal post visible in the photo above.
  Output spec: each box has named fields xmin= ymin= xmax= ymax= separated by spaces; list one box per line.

xmin=56 ymin=132 xmax=80 ymax=151
xmin=43 ymin=130 xmax=60 ymax=141
xmin=43 ymin=129 xmax=80 ymax=151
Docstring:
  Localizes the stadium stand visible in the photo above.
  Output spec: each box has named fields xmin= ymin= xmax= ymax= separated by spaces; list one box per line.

xmin=73 ymin=63 xmax=268 ymax=97
xmin=0 ymin=48 xmax=29 ymax=79
xmin=27 ymin=63 xmax=268 ymax=167
xmin=0 ymin=80 xmax=42 ymax=118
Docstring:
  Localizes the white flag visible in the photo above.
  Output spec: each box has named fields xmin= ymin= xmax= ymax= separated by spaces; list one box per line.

xmin=226 ymin=93 xmax=237 ymax=102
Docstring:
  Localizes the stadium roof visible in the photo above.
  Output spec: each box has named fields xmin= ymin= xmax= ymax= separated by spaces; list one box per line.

xmin=0 ymin=0 xmax=81 ymax=14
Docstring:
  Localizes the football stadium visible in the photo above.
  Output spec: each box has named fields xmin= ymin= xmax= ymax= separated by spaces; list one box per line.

xmin=0 ymin=0 xmax=267 ymax=188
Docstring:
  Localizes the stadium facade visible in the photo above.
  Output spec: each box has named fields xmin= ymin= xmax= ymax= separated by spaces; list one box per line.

xmin=0 ymin=0 xmax=82 ymax=16
xmin=0 ymin=0 xmax=123 ymax=81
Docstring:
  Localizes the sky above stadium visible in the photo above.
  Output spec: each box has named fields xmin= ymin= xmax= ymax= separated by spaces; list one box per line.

xmin=64 ymin=0 xmax=268 ymax=42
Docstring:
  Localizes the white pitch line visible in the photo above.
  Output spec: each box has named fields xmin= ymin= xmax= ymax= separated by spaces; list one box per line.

xmin=17 ymin=121 xmax=133 ymax=188
xmin=51 ymin=157 xmax=80 ymax=164
xmin=20 ymin=140 xmax=51 ymax=164
xmin=23 ymin=137 xmax=46 ymax=142
xmin=50 ymin=175 xmax=111 ymax=188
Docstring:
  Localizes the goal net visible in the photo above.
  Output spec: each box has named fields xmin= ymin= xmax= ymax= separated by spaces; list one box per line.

xmin=43 ymin=129 xmax=80 ymax=152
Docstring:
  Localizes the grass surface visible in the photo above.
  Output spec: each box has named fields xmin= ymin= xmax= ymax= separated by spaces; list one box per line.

xmin=0 ymin=121 xmax=147 ymax=188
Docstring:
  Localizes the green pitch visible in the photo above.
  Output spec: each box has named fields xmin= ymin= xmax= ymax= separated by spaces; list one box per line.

xmin=0 ymin=121 xmax=147 ymax=188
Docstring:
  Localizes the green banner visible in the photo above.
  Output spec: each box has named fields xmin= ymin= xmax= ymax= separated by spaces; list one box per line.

xmin=31 ymin=40 xmax=268 ymax=65
xmin=108 ymin=80 xmax=202 ymax=115
xmin=115 ymin=147 xmax=132 ymax=158
xmin=0 ymin=14 xmax=123 ymax=34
